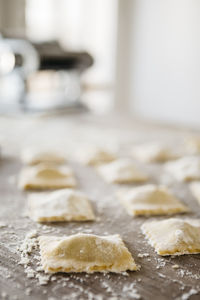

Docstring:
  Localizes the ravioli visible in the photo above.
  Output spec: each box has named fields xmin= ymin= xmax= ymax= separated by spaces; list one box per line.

xmin=39 ymin=233 xmax=138 ymax=273
xmin=185 ymin=136 xmax=200 ymax=154
xmin=165 ymin=156 xmax=200 ymax=182
xmin=141 ymin=218 xmax=200 ymax=256
xmin=190 ymin=182 xmax=200 ymax=205
xmin=118 ymin=184 xmax=188 ymax=216
xmin=19 ymin=163 xmax=76 ymax=190
xmin=21 ymin=148 xmax=66 ymax=165
xmin=77 ymin=146 xmax=116 ymax=166
xmin=97 ymin=158 xmax=148 ymax=184
xmin=132 ymin=143 xmax=178 ymax=163
xmin=28 ymin=189 xmax=95 ymax=222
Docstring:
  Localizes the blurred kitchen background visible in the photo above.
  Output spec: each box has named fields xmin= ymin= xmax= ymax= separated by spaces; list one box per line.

xmin=0 ymin=0 xmax=200 ymax=127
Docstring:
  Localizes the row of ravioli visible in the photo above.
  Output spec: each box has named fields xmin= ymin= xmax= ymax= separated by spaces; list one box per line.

xmin=18 ymin=138 xmax=200 ymax=274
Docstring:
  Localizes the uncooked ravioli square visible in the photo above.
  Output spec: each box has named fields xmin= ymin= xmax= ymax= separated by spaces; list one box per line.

xmin=28 ymin=189 xmax=95 ymax=222
xmin=118 ymin=184 xmax=188 ymax=216
xmin=76 ymin=146 xmax=116 ymax=166
xmin=97 ymin=158 xmax=148 ymax=184
xmin=190 ymin=182 xmax=200 ymax=205
xmin=132 ymin=143 xmax=178 ymax=163
xmin=165 ymin=156 xmax=200 ymax=182
xmin=21 ymin=148 xmax=66 ymax=165
xmin=141 ymin=218 xmax=200 ymax=256
xmin=19 ymin=163 xmax=76 ymax=190
xmin=38 ymin=233 xmax=138 ymax=273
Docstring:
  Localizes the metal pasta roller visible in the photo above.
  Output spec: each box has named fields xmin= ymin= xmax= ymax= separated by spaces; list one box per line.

xmin=0 ymin=36 xmax=93 ymax=113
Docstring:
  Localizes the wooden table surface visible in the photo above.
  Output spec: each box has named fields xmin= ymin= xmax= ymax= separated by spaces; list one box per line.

xmin=0 ymin=112 xmax=200 ymax=300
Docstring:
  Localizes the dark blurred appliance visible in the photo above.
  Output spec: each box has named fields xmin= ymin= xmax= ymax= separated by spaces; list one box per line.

xmin=0 ymin=36 xmax=93 ymax=113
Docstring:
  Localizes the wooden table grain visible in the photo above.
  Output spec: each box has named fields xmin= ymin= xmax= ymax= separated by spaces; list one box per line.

xmin=0 ymin=113 xmax=200 ymax=300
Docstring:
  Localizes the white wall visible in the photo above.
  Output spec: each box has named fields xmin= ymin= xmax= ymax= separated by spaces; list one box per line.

xmin=117 ymin=0 xmax=200 ymax=127
xmin=26 ymin=0 xmax=117 ymax=87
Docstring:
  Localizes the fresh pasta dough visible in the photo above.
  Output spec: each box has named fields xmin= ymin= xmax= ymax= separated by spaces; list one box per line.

xmin=21 ymin=148 xmax=66 ymax=165
xmin=97 ymin=158 xmax=148 ymax=184
xmin=39 ymin=233 xmax=138 ymax=273
xmin=118 ymin=184 xmax=188 ymax=216
xmin=28 ymin=189 xmax=95 ymax=222
xmin=165 ymin=156 xmax=200 ymax=182
xmin=132 ymin=143 xmax=178 ymax=163
xmin=141 ymin=218 xmax=200 ymax=256
xmin=190 ymin=182 xmax=200 ymax=205
xmin=19 ymin=163 xmax=76 ymax=190
xmin=77 ymin=146 xmax=116 ymax=166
